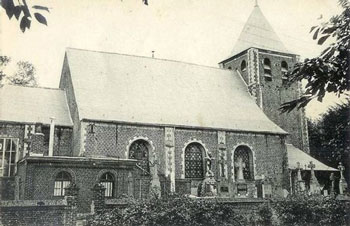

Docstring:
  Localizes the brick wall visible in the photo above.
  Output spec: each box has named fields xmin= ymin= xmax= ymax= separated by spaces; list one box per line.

xmin=0 ymin=177 xmax=15 ymax=200
xmin=226 ymin=132 xmax=289 ymax=192
xmin=0 ymin=199 xmax=74 ymax=226
xmin=174 ymin=128 xmax=218 ymax=179
xmin=17 ymin=157 xmax=141 ymax=213
xmin=82 ymin=122 xmax=166 ymax=173
xmin=80 ymin=121 xmax=288 ymax=196
xmin=258 ymin=50 xmax=308 ymax=152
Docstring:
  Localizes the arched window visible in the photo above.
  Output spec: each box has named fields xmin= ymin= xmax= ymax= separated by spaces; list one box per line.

xmin=281 ymin=61 xmax=288 ymax=81
xmin=54 ymin=171 xmax=72 ymax=196
xmin=241 ymin=60 xmax=247 ymax=72
xmin=234 ymin=146 xmax=254 ymax=180
xmin=185 ymin=143 xmax=205 ymax=178
xmin=129 ymin=140 xmax=150 ymax=174
xmin=263 ymin=58 xmax=272 ymax=81
xmin=100 ymin=172 xmax=114 ymax=197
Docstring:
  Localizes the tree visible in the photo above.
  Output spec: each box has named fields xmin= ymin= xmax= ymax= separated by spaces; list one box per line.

xmin=7 ymin=61 xmax=38 ymax=87
xmin=1 ymin=0 xmax=149 ymax=33
xmin=308 ymin=99 xmax=350 ymax=183
xmin=281 ymin=0 xmax=350 ymax=112
xmin=0 ymin=56 xmax=11 ymax=84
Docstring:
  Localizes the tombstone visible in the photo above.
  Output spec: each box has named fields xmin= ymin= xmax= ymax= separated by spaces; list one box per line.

xmin=308 ymin=161 xmax=320 ymax=194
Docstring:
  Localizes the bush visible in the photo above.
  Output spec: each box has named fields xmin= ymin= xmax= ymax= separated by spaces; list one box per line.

xmin=272 ymin=194 xmax=350 ymax=226
xmin=87 ymin=194 xmax=246 ymax=226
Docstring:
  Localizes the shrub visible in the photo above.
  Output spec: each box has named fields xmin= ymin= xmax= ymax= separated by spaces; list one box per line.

xmin=272 ymin=194 xmax=350 ymax=226
xmin=87 ymin=194 xmax=246 ymax=226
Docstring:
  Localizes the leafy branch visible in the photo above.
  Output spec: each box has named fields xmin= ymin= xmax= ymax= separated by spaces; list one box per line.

xmin=280 ymin=0 xmax=350 ymax=113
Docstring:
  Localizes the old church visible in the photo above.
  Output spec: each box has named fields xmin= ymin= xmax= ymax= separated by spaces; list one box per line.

xmin=0 ymin=4 xmax=338 ymax=213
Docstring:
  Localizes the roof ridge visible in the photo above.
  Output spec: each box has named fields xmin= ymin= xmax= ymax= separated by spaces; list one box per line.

xmin=2 ymin=84 xmax=63 ymax=91
xmin=66 ymin=47 xmax=228 ymax=72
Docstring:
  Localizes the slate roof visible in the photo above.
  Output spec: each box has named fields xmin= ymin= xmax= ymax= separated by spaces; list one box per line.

xmin=287 ymin=144 xmax=338 ymax=171
xmin=0 ymin=85 xmax=73 ymax=126
xmin=64 ymin=48 xmax=286 ymax=134
xmin=229 ymin=5 xmax=290 ymax=57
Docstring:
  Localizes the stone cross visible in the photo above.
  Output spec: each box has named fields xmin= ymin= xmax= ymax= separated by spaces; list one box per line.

xmin=205 ymin=152 xmax=214 ymax=177
xmin=235 ymin=157 xmax=245 ymax=181
xmin=338 ymin=162 xmax=345 ymax=180
xmin=308 ymin=161 xmax=316 ymax=181
xmin=308 ymin=161 xmax=320 ymax=194
xmin=296 ymin=162 xmax=302 ymax=181
xmin=296 ymin=162 xmax=305 ymax=192
xmin=338 ymin=162 xmax=348 ymax=195
xmin=330 ymin=173 xmax=335 ymax=195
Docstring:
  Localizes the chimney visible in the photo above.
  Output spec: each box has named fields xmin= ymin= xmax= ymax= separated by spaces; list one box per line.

xmin=48 ymin=117 xmax=55 ymax=156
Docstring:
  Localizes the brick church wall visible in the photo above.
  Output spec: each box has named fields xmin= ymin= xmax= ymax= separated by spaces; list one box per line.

xmin=226 ymin=132 xmax=289 ymax=192
xmin=80 ymin=121 xmax=289 ymax=194
xmin=174 ymin=128 xmax=218 ymax=179
xmin=82 ymin=122 xmax=166 ymax=174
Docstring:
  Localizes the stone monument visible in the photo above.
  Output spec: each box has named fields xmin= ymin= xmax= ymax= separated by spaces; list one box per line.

xmin=338 ymin=162 xmax=348 ymax=195
xmin=198 ymin=152 xmax=217 ymax=197
xmin=308 ymin=161 xmax=320 ymax=194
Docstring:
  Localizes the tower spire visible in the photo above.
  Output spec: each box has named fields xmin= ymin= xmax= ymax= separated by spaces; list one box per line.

xmin=255 ymin=0 xmax=258 ymax=7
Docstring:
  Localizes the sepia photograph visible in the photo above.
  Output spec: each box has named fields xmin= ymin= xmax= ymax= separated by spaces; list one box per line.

xmin=0 ymin=0 xmax=349 ymax=225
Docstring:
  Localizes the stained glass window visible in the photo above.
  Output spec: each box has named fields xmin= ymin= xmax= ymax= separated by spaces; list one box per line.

xmin=185 ymin=143 xmax=205 ymax=178
xmin=234 ymin=146 xmax=253 ymax=180
xmin=0 ymin=138 xmax=19 ymax=177
xmin=54 ymin=172 xmax=71 ymax=196
xmin=129 ymin=140 xmax=150 ymax=174
xmin=100 ymin=172 xmax=114 ymax=197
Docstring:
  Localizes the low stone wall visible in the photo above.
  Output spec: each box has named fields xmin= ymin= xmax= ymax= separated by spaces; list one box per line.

xmin=0 ymin=199 xmax=75 ymax=226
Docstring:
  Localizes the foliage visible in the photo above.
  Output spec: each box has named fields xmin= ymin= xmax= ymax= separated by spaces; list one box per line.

xmin=1 ymin=0 xmax=149 ymax=33
xmin=1 ymin=0 xmax=49 ymax=32
xmin=281 ymin=0 xmax=350 ymax=112
xmin=6 ymin=61 xmax=37 ymax=87
xmin=308 ymin=99 xmax=350 ymax=182
xmin=0 ymin=56 xmax=11 ymax=84
xmin=87 ymin=194 xmax=248 ymax=226
xmin=273 ymin=194 xmax=350 ymax=226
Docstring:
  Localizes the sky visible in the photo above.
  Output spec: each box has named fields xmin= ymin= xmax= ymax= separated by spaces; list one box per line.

xmin=0 ymin=0 xmax=347 ymax=119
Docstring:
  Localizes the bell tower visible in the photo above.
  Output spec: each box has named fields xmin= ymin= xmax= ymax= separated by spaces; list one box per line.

xmin=219 ymin=4 xmax=309 ymax=153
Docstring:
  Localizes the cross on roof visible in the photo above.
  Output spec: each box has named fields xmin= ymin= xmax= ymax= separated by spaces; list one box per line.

xmin=338 ymin=162 xmax=345 ymax=171
xmin=296 ymin=162 xmax=301 ymax=169
xmin=308 ymin=161 xmax=316 ymax=170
